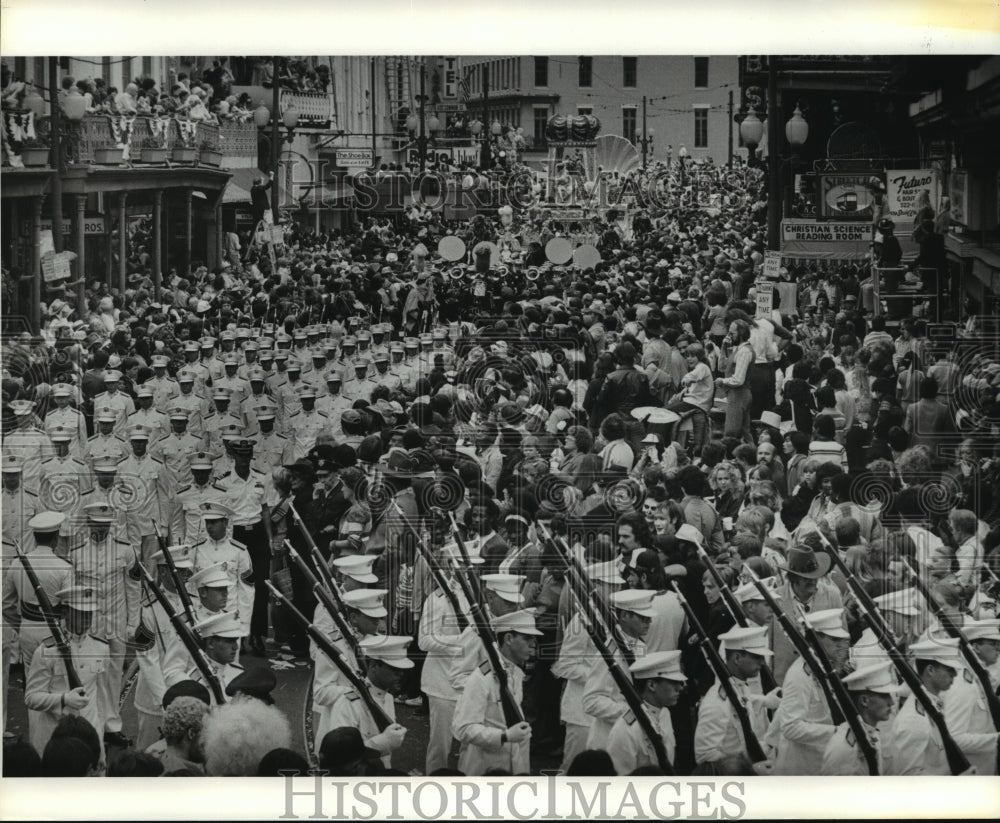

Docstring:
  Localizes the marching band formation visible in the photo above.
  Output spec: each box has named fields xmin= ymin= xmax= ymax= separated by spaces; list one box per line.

xmin=2 ymin=153 xmax=1000 ymax=779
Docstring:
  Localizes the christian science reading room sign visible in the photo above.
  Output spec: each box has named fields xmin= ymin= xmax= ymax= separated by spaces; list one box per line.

xmin=780 ymin=219 xmax=873 ymax=260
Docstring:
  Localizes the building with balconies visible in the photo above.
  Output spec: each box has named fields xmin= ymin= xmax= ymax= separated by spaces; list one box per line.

xmin=458 ymin=56 xmax=739 ymax=163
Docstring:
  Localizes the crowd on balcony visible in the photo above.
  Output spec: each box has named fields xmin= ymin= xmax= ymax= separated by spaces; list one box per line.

xmin=0 ymin=62 xmax=258 ymax=126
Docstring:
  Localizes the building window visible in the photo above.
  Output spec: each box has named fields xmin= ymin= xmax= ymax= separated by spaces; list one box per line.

xmin=579 ymin=57 xmax=592 ymax=88
xmin=533 ymin=106 xmax=549 ymax=144
xmin=694 ymin=57 xmax=709 ymax=88
xmin=622 ymin=107 xmax=637 ymax=143
xmin=142 ymin=56 xmax=153 ymax=79
xmin=578 ymin=106 xmax=593 ymax=116
xmin=534 ymin=57 xmax=548 ymax=87
xmin=694 ymin=107 xmax=708 ymax=148
xmin=623 ymin=57 xmax=637 ymax=88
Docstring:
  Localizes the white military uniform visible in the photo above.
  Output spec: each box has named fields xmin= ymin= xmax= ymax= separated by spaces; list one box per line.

xmin=582 ymin=633 xmax=645 ymax=748
xmin=326 ymin=685 xmax=397 ymax=769
xmin=695 ymin=676 xmax=770 ymax=765
xmin=606 ymin=702 xmax=675 ymax=776
xmin=821 ymin=720 xmax=887 ymax=775
xmin=942 ymin=667 xmax=1000 ymax=775
xmin=418 ymin=584 xmax=469 ymax=773
xmin=552 ymin=612 xmax=596 ymax=771
xmin=888 ymin=692 xmax=950 ymax=774
xmin=452 ymin=658 xmax=529 ymax=776
xmin=189 ymin=535 xmax=253 ymax=636
xmin=772 ymin=657 xmax=835 ymax=775
xmin=24 ymin=633 xmax=109 ymax=758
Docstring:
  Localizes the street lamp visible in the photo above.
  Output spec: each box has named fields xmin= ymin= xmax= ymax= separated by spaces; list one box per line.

xmin=783 ymin=103 xmax=808 ymax=219
xmin=739 ymin=108 xmax=763 ymax=168
xmin=427 ymin=115 xmax=441 ymax=133
xmin=490 ymin=120 xmax=502 ymax=137
xmin=469 ymin=119 xmax=483 ymax=136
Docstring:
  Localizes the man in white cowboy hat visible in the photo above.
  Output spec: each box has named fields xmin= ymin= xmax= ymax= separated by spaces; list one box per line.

xmin=72 ymin=501 xmax=140 ymax=749
xmin=552 ymin=559 xmax=624 ymax=772
xmin=118 ymin=424 xmax=176 ymax=568
xmin=888 ymin=637 xmax=965 ymax=775
xmin=942 ymin=618 xmax=1000 ymax=775
xmin=452 ymin=609 xmax=541 ymax=776
xmin=131 ymin=543 xmax=196 ymax=750
xmin=772 ymin=607 xmax=850 ymax=775
xmin=695 ymin=626 xmax=777 ymax=771
xmin=186 ymin=610 xmax=244 ymax=703
xmin=417 ymin=540 xmax=478 ymax=774
xmin=771 ymin=545 xmax=843 ymax=683
xmin=189 ymin=503 xmax=253 ymax=638
xmin=44 ymin=382 xmax=87 ymax=455
xmin=821 ymin=661 xmax=899 ymax=775
xmin=583 ymin=588 xmax=654 ymax=749
xmin=2 ymin=511 xmax=74 ymax=674
xmin=1 ymin=456 xmax=41 ymax=548
xmin=24 ymin=585 xmax=111 ymax=758
xmin=93 ymin=369 xmax=135 ymax=438
xmin=607 ymin=650 xmax=687 ymax=775
xmin=312 ymin=588 xmax=389 ymax=755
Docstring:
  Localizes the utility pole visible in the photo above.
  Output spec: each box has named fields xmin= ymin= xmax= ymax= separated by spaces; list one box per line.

xmin=418 ymin=59 xmax=427 ymax=174
xmin=370 ymin=57 xmax=377 ymax=170
xmin=481 ymin=63 xmax=491 ymax=170
xmin=271 ymin=56 xmax=280 ymax=222
xmin=766 ymin=58 xmax=780 ymax=252
xmin=641 ymin=95 xmax=648 ymax=170
xmin=48 ymin=57 xmax=64 ymax=256
xmin=728 ymin=89 xmax=734 ymax=167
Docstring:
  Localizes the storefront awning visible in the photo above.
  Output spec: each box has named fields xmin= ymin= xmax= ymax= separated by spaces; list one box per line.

xmin=222 ymin=169 xmax=291 ymax=207
xmin=296 ymin=181 xmax=356 ymax=210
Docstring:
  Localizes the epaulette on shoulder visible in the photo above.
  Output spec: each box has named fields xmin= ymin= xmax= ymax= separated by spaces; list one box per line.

xmin=915 ymin=701 xmax=926 ymax=717
xmin=42 ymin=637 xmax=58 ymax=648
xmin=624 ymin=710 xmax=637 ymax=726
xmin=231 ymin=662 xmax=244 ymax=671
xmin=347 ymin=691 xmax=361 ymax=702
xmin=718 ymin=685 xmax=729 ymax=702
xmin=479 ymin=660 xmax=492 ymax=675
xmin=963 ymin=668 xmax=974 ymax=684
xmin=176 ymin=484 xmax=192 ymax=494
xmin=230 ymin=538 xmax=247 ymax=551
xmin=845 ymin=728 xmax=857 ymax=747
xmin=89 ymin=635 xmax=109 ymax=645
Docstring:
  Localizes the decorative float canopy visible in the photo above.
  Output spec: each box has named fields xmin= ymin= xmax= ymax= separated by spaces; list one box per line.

xmin=545 ymin=114 xmax=601 ymax=145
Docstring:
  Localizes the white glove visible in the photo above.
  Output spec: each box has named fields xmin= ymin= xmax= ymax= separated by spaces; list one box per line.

xmin=752 ymin=759 xmax=775 ymax=776
xmin=506 ymin=722 xmax=532 ymax=744
xmin=749 ymin=689 xmax=782 ymax=711
xmin=370 ymin=723 xmax=407 ymax=752
xmin=63 ymin=687 xmax=90 ymax=711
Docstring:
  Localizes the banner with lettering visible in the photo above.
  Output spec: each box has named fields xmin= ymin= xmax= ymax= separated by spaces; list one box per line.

xmin=780 ymin=219 xmax=873 ymax=261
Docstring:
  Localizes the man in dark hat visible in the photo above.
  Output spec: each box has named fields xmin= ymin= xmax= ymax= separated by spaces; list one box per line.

xmin=772 ymin=543 xmax=844 ymax=683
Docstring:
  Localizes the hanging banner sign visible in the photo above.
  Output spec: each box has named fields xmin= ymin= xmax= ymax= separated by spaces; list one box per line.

xmin=39 ymin=229 xmax=55 ymax=257
xmin=781 ymin=221 xmax=873 ymax=243
xmin=885 ymin=169 xmax=940 ymax=224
